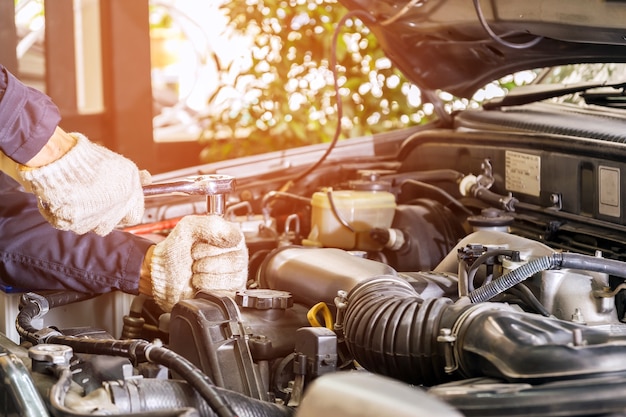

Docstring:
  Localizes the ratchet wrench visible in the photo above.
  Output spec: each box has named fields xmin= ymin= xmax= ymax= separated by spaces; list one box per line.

xmin=142 ymin=174 xmax=235 ymax=216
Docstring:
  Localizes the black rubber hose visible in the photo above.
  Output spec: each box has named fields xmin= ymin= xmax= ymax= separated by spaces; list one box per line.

xmin=559 ymin=253 xmax=626 ymax=277
xmin=405 ymin=169 xmax=465 ymax=184
xmin=343 ymin=275 xmax=453 ymax=386
xmin=508 ymin=284 xmax=551 ymax=317
xmin=46 ymin=336 xmax=237 ymax=417
xmin=401 ymin=179 xmax=473 ymax=216
xmin=473 ymin=187 xmax=518 ymax=212
xmin=469 ymin=252 xmax=626 ymax=303
xmin=261 ymin=191 xmax=312 ymax=210
xmin=51 ymin=365 xmax=203 ymax=417
xmin=38 ymin=291 xmax=96 ymax=307
xmin=466 ymin=249 xmax=518 ymax=291
xmin=16 ymin=291 xmax=96 ymax=339
xmin=16 ymin=294 xmax=238 ymax=417
xmin=108 ymin=378 xmax=293 ymax=417
xmin=15 ymin=300 xmax=42 ymax=338
xmin=469 ymin=255 xmax=555 ymax=303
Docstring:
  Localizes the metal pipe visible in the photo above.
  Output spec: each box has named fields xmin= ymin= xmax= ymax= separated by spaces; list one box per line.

xmin=0 ymin=347 xmax=49 ymax=417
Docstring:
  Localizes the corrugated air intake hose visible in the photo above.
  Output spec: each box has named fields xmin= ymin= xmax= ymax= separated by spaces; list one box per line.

xmin=343 ymin=273 xmax=626 ymax=386
xmin=342 ymin=275 xmax=454 ymax=386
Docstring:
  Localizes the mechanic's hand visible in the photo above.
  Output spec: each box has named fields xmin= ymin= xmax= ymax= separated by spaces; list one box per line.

xmin=18 ymin=132 xmax=149 ymax=236
xmin=149 ymin=215 xmax=248 ymax=312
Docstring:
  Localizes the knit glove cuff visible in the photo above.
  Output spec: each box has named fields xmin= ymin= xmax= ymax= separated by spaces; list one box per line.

xmin=18 ymin=133 xmax=149 ymax=236
xmin=150 ymin=215 xmax=248 ymax=312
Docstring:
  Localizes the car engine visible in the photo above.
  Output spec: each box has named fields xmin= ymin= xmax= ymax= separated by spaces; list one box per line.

xmin=5 ymin=102 xmax=626 ymax=417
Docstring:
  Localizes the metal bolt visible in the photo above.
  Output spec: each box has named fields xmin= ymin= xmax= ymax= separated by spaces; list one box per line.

xmin=572 ymin=328 xmax=585 ymax=346
xmin=571 ymin=308 xmax=586 ymax=324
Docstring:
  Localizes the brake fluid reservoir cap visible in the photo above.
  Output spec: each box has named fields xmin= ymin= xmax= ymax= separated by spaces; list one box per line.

xmin=236 ymin=289 xmax=294 ymax=310
xmin=349 ymin=179 xmax=392 ymax=192
xmin=349 ymin=169 xmax=394 ymax=191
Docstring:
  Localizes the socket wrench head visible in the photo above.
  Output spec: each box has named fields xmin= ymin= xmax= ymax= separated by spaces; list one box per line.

xmin=143 ymin=174 xmax=235 ymax=215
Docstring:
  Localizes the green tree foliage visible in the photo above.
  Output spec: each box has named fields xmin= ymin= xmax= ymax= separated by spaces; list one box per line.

xmin=198 ymin=0 xmax=427 ymax=163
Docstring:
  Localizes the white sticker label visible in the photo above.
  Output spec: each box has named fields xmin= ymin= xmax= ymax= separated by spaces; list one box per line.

xmin=505 ymin=151 xmax=540 ymax=197
xmin=599 ymin=165 xmax=620 ymax=217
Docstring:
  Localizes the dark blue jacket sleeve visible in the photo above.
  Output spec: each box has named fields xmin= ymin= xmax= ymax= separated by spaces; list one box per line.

xmin=0 ymin=64 xmax=60 ymax=164
xmin=0 ymin=172 xmax=152 ymax=294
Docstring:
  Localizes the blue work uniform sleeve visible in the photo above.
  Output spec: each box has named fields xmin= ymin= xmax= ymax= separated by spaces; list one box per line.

xmin=0 ymin=172 xmax=152 ymax=294
xmin=0 ymin=64 xmax=61 ymax=164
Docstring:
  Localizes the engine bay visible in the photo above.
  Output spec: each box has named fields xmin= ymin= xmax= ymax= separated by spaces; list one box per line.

xmin=5 ymin=102 xmax=626 ymax=417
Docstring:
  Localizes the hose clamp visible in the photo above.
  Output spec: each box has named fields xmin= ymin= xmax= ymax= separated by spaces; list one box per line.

xmin=31 ymin=327 xmax=63 ymax=344
xmin=551 ymin=251 xmax=564 ymax=268
xmin=436 ymin=328 xmax=457 ymax=373
xmin=143 ymin=339 xmax=163 ymax=363
xmin=446 ymin=302 xmax=512 ymax=377
xmin=21 ymin=292 xmax=49 ymax=318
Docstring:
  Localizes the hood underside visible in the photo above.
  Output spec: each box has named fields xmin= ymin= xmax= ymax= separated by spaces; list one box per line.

xmin=338 ymin=0 xmax=626 ymax=98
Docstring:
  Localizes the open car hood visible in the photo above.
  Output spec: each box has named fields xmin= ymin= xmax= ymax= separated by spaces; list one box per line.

xmin=338 ymin=0 xmax=626 ymax=98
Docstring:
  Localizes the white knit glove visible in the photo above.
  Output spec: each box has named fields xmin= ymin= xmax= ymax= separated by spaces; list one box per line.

xmin=150 ymin=215 xmax=248 ymax=312
xmin=18 ymin=133 xmax=149 ymax=236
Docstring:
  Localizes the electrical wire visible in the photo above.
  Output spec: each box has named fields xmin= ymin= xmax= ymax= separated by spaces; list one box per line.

xmin=466 ymin=248 xmax=517 ymax=292
xmin=509 ymin=283 xmax=551 ymax=317
xmin=380 ymin=0 xmax=425 ymax=26
xmin=290 ymin=10 xmax=377 ymax=185
xmin=473 ymin=0 xmax=543 ymax=50
xmin=326 ymin=188 xmax=356 ymax=233
xmin=401 ymin=179 xmax=473 ymax=216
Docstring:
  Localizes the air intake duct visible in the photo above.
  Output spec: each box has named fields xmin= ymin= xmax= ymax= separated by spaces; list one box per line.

xmin=342 ymin=275 xmax=454 ymax=386
xmin=343 ymin=275 xmax=626 ymax=386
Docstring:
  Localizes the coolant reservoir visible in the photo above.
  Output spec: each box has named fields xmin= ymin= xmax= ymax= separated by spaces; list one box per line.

xmin=305 ymin=188 xmax=396 ymax=251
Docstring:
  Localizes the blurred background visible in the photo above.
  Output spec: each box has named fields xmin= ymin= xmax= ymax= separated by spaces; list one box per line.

xmin=3 ymin=0 xmax=527 ymax=173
